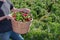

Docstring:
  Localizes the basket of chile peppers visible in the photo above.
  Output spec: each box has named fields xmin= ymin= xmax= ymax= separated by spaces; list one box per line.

xmin=11 ymin=9 xmax=33 ymax=34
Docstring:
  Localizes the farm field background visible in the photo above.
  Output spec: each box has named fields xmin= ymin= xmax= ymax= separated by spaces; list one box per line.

xmin=11 ymin=0 xmax=60 ymax=40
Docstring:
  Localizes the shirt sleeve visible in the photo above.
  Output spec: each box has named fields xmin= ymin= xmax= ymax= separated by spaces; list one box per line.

xmin=0 ymin=1 xmax=4 ymax=8
xmin=6 ymin=0 xmax=14 ymax=10
xmin=10 ymin=4 xmax=13 ymax=10
xmin=0 ymin=1 xmax=4 ymax=17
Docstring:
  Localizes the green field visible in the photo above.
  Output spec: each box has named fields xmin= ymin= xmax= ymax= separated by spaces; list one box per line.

xmin=11 ymin=0 xmax=60 ymax=40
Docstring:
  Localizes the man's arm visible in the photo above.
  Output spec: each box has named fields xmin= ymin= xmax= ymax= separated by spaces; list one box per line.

xmin=11 ymin=7 xmax=30 ymax=14
xmin=0 ymin=16 xmax=6 ymax=21
xmin=11 ymin=7 xmax=19 ymax=13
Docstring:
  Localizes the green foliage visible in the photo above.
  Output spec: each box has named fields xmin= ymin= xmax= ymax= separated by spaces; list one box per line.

xmin=11 ymin=0 xmax=60 ymax=40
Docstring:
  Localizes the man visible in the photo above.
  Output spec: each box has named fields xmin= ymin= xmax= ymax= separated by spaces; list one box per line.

xmin=0 ymin=0 xmax=30 ymax=40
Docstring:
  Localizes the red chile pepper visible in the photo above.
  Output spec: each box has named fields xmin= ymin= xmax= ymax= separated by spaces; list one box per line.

xmin=22 ymin=13 xmax=28 ymax=17
xmin=25 ymin=18 xmax=32 ymax=21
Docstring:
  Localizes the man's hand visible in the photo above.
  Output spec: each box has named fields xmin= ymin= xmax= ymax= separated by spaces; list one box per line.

xmin=5 ymin=14 xmax=14 ymax=20
xmin=5 ymin=16 xmax=12 ymax=20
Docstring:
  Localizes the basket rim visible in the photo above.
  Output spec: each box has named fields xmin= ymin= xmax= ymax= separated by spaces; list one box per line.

xmin=14 ymin=18 xmax=33 ymax=23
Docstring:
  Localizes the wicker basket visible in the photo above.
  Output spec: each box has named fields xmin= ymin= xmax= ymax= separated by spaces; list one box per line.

xmin=11 ymin=19 xmax=32 ymax=34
